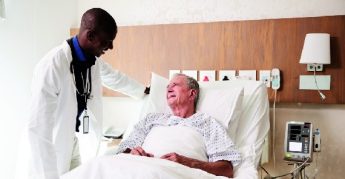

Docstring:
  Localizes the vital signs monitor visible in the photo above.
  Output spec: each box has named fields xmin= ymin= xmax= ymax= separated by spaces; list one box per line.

xmin=284 ymin=121 xmax=313 ymax=162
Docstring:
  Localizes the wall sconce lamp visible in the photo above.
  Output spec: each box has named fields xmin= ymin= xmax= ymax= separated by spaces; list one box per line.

xmin=299 ymin=33 xmax=331 ymax=101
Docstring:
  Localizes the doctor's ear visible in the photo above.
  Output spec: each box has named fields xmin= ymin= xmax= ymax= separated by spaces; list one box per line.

xmin=86 ymin=30 xmax=97 ymax=42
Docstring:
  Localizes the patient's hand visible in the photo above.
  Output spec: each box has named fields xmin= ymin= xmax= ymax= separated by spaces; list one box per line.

xmin=130 ymin=146 xmax=154 ymax=157
xmin=160 ymin=152 xmax=192 ymax=167
xmin=160 ymin=152 xmax=234 ymax=178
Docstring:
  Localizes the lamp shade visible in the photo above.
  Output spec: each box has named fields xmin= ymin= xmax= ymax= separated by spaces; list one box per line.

xmin=300 ymin=33 xmax=331 ymax=64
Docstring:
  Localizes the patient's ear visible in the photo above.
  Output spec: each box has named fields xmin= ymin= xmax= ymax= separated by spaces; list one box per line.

xmin=189 ymin=89 xmax=197 ymax=100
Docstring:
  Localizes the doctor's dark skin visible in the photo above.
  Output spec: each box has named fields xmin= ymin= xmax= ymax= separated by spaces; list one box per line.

xmin=75 ymin=9 xmax=150 ymax=94
xmin=126 ymin=75 xmax=234 ymax=178
xmin=76 ymin=9 xmax=117 ymax=58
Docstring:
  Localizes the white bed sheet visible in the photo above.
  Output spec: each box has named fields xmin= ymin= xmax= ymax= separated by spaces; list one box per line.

xmin=62 ymin=154 xmax=229 ymax=179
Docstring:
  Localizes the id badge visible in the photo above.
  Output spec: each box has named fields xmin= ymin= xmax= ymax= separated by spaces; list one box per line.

xmin=83 ymin=114 xmax=89 ymax=134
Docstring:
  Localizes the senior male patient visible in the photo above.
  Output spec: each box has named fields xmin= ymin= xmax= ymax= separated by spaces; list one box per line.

xmin=116 ymin=74 xmax=241 ymax=178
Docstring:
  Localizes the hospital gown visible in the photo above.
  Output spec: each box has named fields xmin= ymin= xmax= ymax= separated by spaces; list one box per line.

xmin=117 ymin=112 xmax=241 ymax=166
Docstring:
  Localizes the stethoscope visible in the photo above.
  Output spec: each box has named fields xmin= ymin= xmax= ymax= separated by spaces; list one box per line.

xmin=71 ymin=36 xmax=91 ymax=134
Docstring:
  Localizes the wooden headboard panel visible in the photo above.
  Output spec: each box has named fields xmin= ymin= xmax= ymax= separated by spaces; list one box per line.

xmin=71 ymin=15 xmax=345 ymax=104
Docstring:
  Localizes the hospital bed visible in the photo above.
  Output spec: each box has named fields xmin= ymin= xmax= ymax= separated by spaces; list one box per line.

xmin=62 ymin=73 xmax=270 ymax=179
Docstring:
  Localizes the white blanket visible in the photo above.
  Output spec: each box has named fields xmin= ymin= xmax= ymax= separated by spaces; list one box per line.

xmin=62 ymin=154 xmax=229 ymax=179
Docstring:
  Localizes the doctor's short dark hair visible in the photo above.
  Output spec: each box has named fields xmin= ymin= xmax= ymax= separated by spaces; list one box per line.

xmin=80 ymin=8 xmax=117 ymax=37
xmin=173 ymin=73 xmax=200 ymax=108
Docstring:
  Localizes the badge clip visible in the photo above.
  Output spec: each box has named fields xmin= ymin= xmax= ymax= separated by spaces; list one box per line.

xmin=83 ymin=110 xmax=89 ymax=134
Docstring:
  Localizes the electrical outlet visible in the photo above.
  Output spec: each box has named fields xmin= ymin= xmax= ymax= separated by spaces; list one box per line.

xmin=314 ymin=129 xmax=321 ymax=152
xmin=259 ymin=70 xmax=271 ymax=87
xmin=307 ymin=64 xmax=323 ymax=72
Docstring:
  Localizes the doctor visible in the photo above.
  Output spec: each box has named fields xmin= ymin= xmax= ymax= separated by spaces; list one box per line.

xmin=18 ymin=8 xmax=147 ymax=179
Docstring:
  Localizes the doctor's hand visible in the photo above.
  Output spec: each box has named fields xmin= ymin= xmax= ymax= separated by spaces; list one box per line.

xmin=144 ymin=86 xmax=150 ymax=94
xmin=130 ymin=146 xmax=154 ymax=157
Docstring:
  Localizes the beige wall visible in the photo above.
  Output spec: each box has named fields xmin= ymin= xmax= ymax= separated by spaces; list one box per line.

xmin=262 ymin=103 xmax=345 ymax=179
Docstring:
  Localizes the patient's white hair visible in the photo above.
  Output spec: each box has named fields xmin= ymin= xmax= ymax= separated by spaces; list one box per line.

xmin=173 ymin=73 xmax=200 ymax=109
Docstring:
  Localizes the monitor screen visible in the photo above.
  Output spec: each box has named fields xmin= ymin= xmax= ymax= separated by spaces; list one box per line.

xmin=289 ymin=142 xmax=302 ymax=152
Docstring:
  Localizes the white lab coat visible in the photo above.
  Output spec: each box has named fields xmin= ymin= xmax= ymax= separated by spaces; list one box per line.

xmin=16 ymin=41 xmax=145 ymax=179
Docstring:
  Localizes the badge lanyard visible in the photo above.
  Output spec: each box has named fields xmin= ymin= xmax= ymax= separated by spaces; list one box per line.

xmin=72 ymin=67 xmax=91 ymax=134
xmin=72 ymin=36 xmax=91 ymax=134
xmin=82 ymin=70 xmax=90 ymax=134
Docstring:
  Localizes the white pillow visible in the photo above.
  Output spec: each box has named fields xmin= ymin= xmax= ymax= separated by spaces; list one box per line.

xmin=123 ymin=73 xmax=170 ymax=140
xmin=197 ymin=85 xmax=243 ymax=137
xmin=145 ymin=73 xmax=171 ymax=114
xmin=142 ymin=73 xmax=243 ymax=133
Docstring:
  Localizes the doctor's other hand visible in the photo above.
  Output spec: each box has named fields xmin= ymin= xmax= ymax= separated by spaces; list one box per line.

xmin=130 ymin=146 xmax=154 ymax=157
xmin=144 ymin=86 xmax=150 ymax=95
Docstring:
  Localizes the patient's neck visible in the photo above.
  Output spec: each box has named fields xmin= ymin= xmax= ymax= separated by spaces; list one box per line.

xmin=170 ymin=105 xmax=195 ymax=118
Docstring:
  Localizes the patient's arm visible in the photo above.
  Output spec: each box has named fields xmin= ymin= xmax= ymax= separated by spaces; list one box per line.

xmin=161 ymin=152 xmax=233 ymax=178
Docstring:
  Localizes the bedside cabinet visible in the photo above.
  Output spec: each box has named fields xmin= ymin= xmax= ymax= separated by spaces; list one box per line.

xmin=99 ymin=138 xmax=123 ymax=155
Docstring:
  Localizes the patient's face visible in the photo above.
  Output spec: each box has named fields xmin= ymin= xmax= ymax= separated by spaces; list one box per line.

xmin=166 ymin=76 xmax=191 ymax=107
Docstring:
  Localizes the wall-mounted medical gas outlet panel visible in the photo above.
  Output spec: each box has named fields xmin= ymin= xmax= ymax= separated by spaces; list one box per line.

xmin=238 ymin=70 xmax=256 ymax=81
